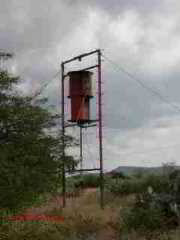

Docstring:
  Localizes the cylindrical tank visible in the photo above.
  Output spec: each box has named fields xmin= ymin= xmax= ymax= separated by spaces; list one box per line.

xmin=68 ymin=71 xmax=93 ymax=123
xmin=68 ymin=71 xmax=93 ymax=97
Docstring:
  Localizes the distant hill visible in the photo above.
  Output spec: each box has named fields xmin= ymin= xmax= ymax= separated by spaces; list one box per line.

xmin=109 ymin=166 xmax=180 ymax=176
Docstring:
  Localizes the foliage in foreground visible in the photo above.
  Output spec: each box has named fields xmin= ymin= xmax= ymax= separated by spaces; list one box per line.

xmin=0 ymin=208 xmax=101 ymax=240
xmin=0 ymin=53 xmax=76 ymax=211
xmin=0 ymin=191 xmax=180 ymax=240
xmin=121 ymin=193 xmax=178 ymax=233
xmin=112 ymin=165 xmax=180 ymax=238
xmin=67 ymin=174 xmax=101 ymax=192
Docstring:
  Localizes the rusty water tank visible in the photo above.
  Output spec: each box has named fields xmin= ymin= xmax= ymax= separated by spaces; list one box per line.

xmin=68 ymin=71 xmax=94 ymax=124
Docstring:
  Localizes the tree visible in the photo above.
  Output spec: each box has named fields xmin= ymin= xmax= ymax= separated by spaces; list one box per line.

xmin=0 ymin=54 xmax=76 ymax=210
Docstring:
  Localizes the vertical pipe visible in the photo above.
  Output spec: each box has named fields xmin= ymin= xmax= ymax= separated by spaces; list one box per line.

xmin=80 ymin=126 xmax=83 ymax=175
xmin=61 ymin=63 xmax=66 ymax=208
xmin=98 ymin=50 xmax=104 ymax=209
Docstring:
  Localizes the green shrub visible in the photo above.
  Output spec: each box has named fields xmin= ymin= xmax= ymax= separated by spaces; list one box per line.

xmin=114 ymin=170 xmax=180 ymax=237
xmin=121 ymin=205 xmax=165 ymax=232
xmin=106 ymin=173 xmax=174 ymax=197
xmin=120 ymin=192 xmax=179 ymax=236
xmin=81 ymin=174 xmax=100 ymax=188
xmin=68 ymin=174 xmax=100 ymax=190
xmin=142 ymin=174 xmax=171 ymax=194
xmin=106 ymin=178 xmax=143 ymax=196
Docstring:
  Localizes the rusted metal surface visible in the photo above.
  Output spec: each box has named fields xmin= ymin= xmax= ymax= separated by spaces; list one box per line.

xmin=68 ymin=71 xmax=93 ymax=97
xmin=68 ymin=70 xmax=94 ymax=123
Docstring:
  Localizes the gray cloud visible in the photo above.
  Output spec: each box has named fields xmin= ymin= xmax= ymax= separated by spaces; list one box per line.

xmin=73 ymin=0 xmax=167 ymax=17
xmin=1 ymin=0 xmax=180 ymax=169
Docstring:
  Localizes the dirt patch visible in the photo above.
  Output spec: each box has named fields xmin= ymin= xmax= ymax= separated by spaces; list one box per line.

xmin=97 ymin=226 xmax=117 ymax=240
xmin=25 ymin=188 xmax=97 ymax=215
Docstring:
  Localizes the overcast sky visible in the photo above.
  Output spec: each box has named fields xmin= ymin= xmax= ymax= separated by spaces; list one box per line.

xmin=1 ymin=0 xmax=180 ymax=170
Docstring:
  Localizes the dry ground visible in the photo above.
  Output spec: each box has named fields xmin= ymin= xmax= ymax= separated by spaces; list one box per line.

xmin=2 ymin=189 xmax=180 ymax=239
xmin=24 ymin=188 xmax=122 ymax=239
